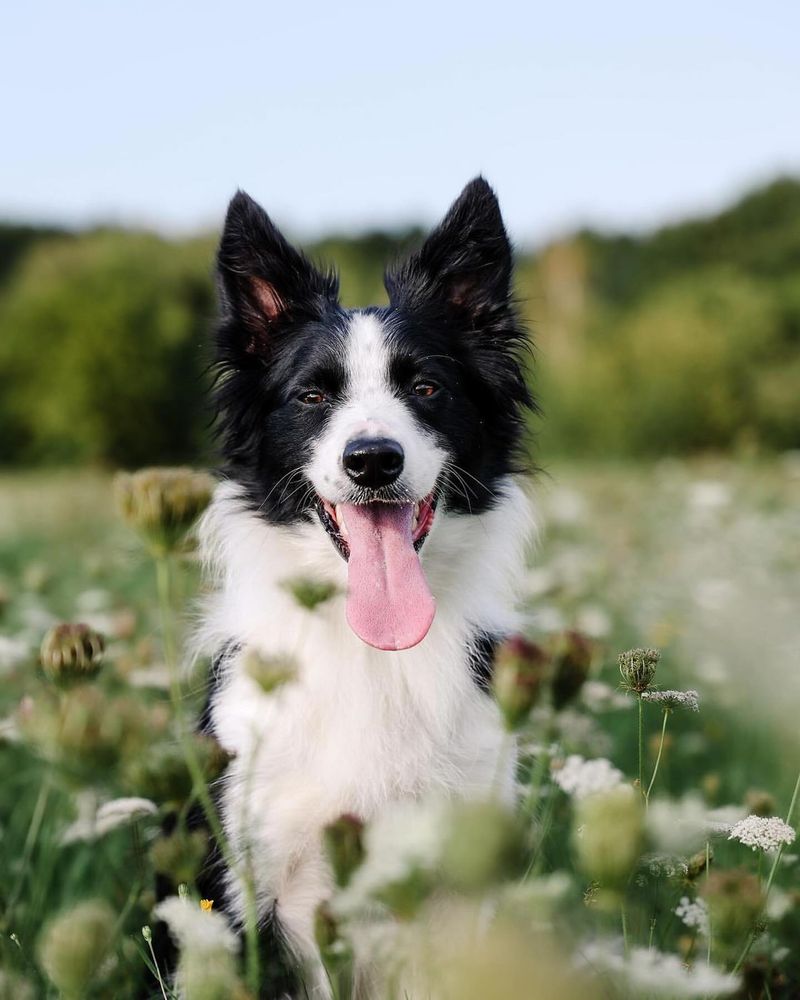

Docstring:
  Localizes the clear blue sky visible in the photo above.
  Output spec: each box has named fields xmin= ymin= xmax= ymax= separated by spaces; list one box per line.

xmin=3 ymin=0 xmax=799 ymax=244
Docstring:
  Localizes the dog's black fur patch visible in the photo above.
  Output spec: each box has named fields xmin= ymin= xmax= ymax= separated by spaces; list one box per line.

xmin=213 ymin=177 xmax=533 ymax=522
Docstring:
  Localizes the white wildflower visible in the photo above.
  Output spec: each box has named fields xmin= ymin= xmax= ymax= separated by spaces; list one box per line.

xmin=95 ymin=797 xmax=158 ymax=835
xmin=648 ymin=797 xmax=745 ymax=854
xmin=534 ymin=605 xmax=566 ymax=633
xmin=581 ymin=941 xmax=740 ymax=997
xmin=524 ymin=567 xmax=557 ymax=598
xmin=552 ymin=755 xmax=624 ymax=799
xmin=154 ymin=895 xmax=239 ymax=954
xmin=75 ymin=588 xmax=112 ymax=613
xmin=728 ymin=815 xmax=796 ymax=852
xmin=580 ymin=681 xmax=631 ymax=712
xmin=335 ymin=798 xmax=448 ymax=915
xmin=687 ymin=481 xmax=731 ymax=514
xmin=641 ymin=853 xmax=689 ymax=880
xmin=675 ymin=896 xmax=709 ymax=936
xmin=575 ymin=605 xmax=612 ymax=639
xmin=61 ymin=795 xmax=157 ymax=843
xmin=555 ymin=708 xmax=613 ymax=756
xmin=0 ymin=635 xmax=31 ymax=673
xmin=641 ymin=689 xmax=700 ymax=712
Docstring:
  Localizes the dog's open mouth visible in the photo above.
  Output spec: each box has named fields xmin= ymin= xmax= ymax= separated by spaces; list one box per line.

xmin=315 ymin=494 xmax=438 ymax=652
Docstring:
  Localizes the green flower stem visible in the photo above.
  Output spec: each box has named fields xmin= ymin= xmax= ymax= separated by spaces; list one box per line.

xmin=155 ymin=554 xmax=261 ymax=996
xmin=732 ymin=764 xmax=800 ymax=975
xmin=637 ymin=695 xmax=644 ymax=800
xmin=706 ymin=839 xmax=712 ymax=964
xmin=645 ymin=709 xmax=670 ymax=805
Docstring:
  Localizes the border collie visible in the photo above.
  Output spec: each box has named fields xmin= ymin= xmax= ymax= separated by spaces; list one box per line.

xmin=196 ymin=178 xmax=535 ymax=995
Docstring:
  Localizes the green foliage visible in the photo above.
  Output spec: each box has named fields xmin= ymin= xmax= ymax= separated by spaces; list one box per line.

xmin=0 ymin=232 xmax=215 ymax=466
xmin=1 ymin=178 xmax=799 ymax=465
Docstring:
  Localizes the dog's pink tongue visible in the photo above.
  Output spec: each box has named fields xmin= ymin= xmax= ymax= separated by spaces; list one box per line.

xmin=339 ymin=502 xmax=435 ymax=651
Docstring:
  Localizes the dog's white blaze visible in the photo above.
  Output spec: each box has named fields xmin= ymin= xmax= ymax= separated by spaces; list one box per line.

xmin=306 ymin=311 xmax=445 ymax=503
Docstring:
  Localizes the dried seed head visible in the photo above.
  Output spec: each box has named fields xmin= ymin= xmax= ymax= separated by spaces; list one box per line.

xmin=38 ymin=900 xmax=117 ymax=997
xmin=440 ymin=801 xmax=524 ymax=892
xmin=323 ymin=814 xmax=365 ymax=888
xmin=573 ymin=785 xmax=644 ymax=887
xmin=493 ymin=635 xmax=550 ymax=730
xmin=550 ymin=630 xmax=594 ymax=710
xmin=618 ymin=647 xmax=660 ymax=693
xmin=114 ymin=467 xmax=214 ymax=556
xmin=40 ymin=623 xmax=105 ymax=685
xmin=282 ymin=577 xmax=340 ymax=611
xmin=242 ymin=648 xmax=298 ymax=693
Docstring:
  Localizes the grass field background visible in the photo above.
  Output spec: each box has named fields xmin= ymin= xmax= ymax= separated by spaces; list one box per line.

xmin=1 ymin=457 xmax=799 ymax=997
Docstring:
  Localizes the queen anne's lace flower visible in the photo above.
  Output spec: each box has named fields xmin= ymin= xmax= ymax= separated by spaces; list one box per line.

xmin=641 ymin=689 xmax=700 ymax=712
xmin=552 ymin=755 xmax=624 ymax=799
xmin=675 ymin=896 xmax=709 ymax=935
xmin=154 ymin=895 xmax=239 ymax=953
xmin=580 ymin=941 xmax=740 ymax=997
xmin=728 ymin=815 xmax=796 ymax=852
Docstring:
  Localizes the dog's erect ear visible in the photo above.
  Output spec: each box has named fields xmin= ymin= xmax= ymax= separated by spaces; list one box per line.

xmin=217 ymin=191 xmax=338 ymax=355
xmin=385 ymin=177 xmax=513 ymax=320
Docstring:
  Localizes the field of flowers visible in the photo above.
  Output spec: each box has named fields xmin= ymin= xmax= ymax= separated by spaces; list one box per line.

xmin=0 ymin=457 xmax=798 ymax=999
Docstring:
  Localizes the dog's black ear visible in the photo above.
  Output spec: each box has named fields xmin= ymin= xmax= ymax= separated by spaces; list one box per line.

xmin=216 ymin=190 xmax=338 ymax=356
xmin=385 ymin=177 xmax=513 ymax=320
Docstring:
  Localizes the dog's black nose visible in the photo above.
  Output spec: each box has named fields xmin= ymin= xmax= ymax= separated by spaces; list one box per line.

xmin=343 ymin=437 xmax=404 ymax=489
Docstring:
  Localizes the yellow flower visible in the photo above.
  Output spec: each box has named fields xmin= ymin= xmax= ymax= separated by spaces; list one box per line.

xmin=200 ymin=899 xmax=214 ymax=912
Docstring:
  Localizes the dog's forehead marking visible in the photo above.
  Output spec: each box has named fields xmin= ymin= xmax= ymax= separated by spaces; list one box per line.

xmin=344 ymin=311 xmax=392 ymax=399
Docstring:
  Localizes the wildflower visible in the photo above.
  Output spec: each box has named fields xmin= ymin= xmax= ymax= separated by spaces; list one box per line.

xmin=314 ymin=901 xmax=351 ymax=972
xmin=150 ymin=828 xmax=209 ymax=887
xmin=155 ymin=894 xmax=241 ymax=1000
xmin=282 ymin=576 xmax=339 ymax=610
xmin=324 ymin=814 xmax=366 ymax=887
xmin=641 ymin=689 xmax=699 ymax=712
xmin=114 ymin=467 xmax=214 ymax=556
xmin=440 ymin=801 xmax=524 ymax=892
xmin=38 ymin=900 xmax=117 ymax=997
xmin=334 ymin=799 xmax=447 ymax=918
xmin=96 ymin=797 xmax=158 ymax=835
xmin=647 ymin=796 xmax=743 ymax=855
xmin=675 ymin=896 xmax=709 ymax=936
xmin=618 ymin=647 xmax=659 ymax=694
xmin=200 ymin=899 xmax=214 ymax=912
xmin=40 ymin=623 xmax=105 ymax=684
xmin=573 ymin=785 xmax=643 ymax=887
xmin=702 ymin=869 xmax=763 ymax=953
xmin=492 ymin=635 xmax=550 ymax=729
xmin=243 ymin=647 xmax=298 ymax=693
xmin=579 ymin=680 xmax=631 ymax=712
xmin=744 ymin=789 xmax=777 ymax=817
xmin=552 ymin=755 xmax=624 ymax=799
xmin=580 ymin=941 xmax=740 ymax=997
xmin=0 ymin=635 xmax=30 ymax=674
xmin=155 ymin=894 xmax=238 ymax=953
xmin=550 ymin=630 xmax=593 ymax=710
xmin=728 ymin=815 xmax=796 ymax=852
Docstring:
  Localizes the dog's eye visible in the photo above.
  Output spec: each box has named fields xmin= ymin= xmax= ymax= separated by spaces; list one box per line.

xmin=299 ymin=390 xmax=326 ymax=405
xmin=413 ymin=382 xmax=439 ymax=398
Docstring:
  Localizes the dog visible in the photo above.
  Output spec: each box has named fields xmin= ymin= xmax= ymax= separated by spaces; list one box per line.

xmin=196 ymin=177 xmax=535 ymax=996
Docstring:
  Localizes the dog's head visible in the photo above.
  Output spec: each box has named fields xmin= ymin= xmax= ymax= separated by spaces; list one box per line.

xmin=214 ymin=178 xmax=533 ymax=650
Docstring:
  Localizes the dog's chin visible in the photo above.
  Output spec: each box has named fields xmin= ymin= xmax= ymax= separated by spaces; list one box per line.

xmin=314 ymin=492 xmax=438 ymax=561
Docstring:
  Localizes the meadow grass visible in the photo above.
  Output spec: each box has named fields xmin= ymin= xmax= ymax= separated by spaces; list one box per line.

xmin=0 ymin=457 xmax=798 ymax=998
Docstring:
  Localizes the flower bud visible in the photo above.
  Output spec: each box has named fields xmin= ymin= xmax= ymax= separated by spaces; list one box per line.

xmin=573 ymin=785 xmax=643 ymax=888
xmin=702 ymin=869 xmax=764 ymax=955
xmin=441 ymin=801 xmax=524 ymax=892
xmin=618 ymin=647 xmax=660 ymax=693
xmin=40 ymin=623 xmax=105 ymax=684
xmin=323 ymin=814 xmax=365 ymax=887
xmin=114 ymin=467 xmax=214 ymax=557
xmin=150 ymin=827 xmax=209 ymax=887
xmin=282 ymin=577 xmax=339 ymax=611
xmin=550 ymin=630 xmax=593 ymax=710
xmin=242 ymin=648 xmax=298 ymax=693
xmin=38 ymin=899 xmax=116 ymax=998
xmin=492 ymin=635 xmax=550 ymax=730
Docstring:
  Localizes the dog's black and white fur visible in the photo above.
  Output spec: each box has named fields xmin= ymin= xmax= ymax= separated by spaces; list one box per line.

xmin=197 ymin=178 xmax=535 ymax=995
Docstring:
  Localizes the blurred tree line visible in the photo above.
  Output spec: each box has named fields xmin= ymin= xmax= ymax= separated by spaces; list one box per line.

xmin=1 ymin=177 xmax=798 ymax=467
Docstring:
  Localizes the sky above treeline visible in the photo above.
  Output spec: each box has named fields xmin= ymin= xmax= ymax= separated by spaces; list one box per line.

xmin=4 ymin=1 xmax=799 ymax=244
